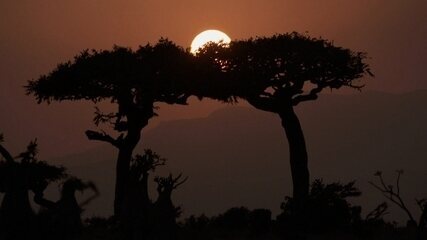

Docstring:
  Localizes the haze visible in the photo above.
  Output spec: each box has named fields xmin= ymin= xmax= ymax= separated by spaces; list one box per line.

xmin=0 ymin=0 xmax=426 ymax=222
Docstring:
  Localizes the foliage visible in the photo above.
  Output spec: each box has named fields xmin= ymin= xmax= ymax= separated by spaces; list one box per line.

xmin=0 ymin=139 xmax=66 ymax=193
xmin=26 ymin=39 xmax=193 ymax=132
xmin=278 ymin=179 xmax=362 ymax=233
xmin=195 ymin=33 xmax=373 ymax=209
xmin=0 ymin=137 xmax=67 ymax=239
xmin=26 ymin=33 xmax=373 ymax=219
xmin=129 ymin=149 xmax=166 ymax=180
xmin=195 ymin=32 xmax=373 ymax=108
xmin=26 ymin=39 xmax=195 ymax=217
xmin=120 ymin=150 xmax=188 ymax=238
xmin=213 ymin=207 xmax=251 ymax=230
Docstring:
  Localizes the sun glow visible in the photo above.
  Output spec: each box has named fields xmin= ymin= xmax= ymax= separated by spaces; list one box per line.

xmin=190 ymin=29 xmax=231 ymax=54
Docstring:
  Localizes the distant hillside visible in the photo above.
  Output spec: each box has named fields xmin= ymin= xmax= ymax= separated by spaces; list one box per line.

xmin=40 ymin=91 xmax=427 ymax=223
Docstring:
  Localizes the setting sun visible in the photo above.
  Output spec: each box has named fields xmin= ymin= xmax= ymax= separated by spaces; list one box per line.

xmin=190 ymin=29 xmax=231 ymax=54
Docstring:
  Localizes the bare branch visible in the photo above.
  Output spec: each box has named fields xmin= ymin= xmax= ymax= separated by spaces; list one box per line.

xmin=155 ymin=173 xmax=188 ymax=191
xmin=173 ymin=174 xmax=189 ymax=189
xmin=365 ymin=202 xmax=389 ymax=221
xmin=370 ymin=171 xmax=417 ymax=225
xmin=396 ymin=170 xmax=403 ymax=196
xmin=79 ymin=182 xmax=100 ymax=208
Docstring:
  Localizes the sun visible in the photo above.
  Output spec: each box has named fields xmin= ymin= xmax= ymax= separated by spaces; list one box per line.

xmin=190 ymin=29 xmax=231 ymax=54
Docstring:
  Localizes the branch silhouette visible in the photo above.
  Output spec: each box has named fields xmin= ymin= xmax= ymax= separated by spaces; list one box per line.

xmin=369 ymin=170 xmax=423 ymax=228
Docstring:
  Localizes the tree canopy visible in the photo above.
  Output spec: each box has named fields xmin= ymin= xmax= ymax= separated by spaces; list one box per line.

xmin=195 ymin=32 xmax=372 ymax=108
xmin=26 ymin=39 xmax=195 ymax=218
xmin=26 ymin=39 xmax=193 ymax=132
xmin=194 ymin=32 xmax=372 ymax=211
xmin=26 ymin=33 xmax=372 ymax=220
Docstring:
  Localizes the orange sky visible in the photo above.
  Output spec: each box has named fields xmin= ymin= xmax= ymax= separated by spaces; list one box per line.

xmin=1 ymin=0 xmax=426 ymax=93
xmin=1 ymin=0 xmax=427 ymax=157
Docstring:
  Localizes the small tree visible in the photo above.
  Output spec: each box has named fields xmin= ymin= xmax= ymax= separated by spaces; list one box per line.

xmin=127 ymin=149 xmax=166 ymax=210
xmin=0 ymin=136 xmax=65 ymax=238
xmin=154 ymin=173 xmax=188 ymax=234
xmin=118 ymin=150 xmax=186 ymax=238
xmin=196 ymin=33 xmax=372 ymax=211
xmin=122 ymin=149 xmax=165 ymax=235
xmin=26 ymin=39 xmax=193 ymax=218
xmin=278 ymin=179 xmax=362 ymax=233
xmin=154 ymin=173 xmax=188 ymax=219
xmin=33 ymin=177 xmax=99 ymax=239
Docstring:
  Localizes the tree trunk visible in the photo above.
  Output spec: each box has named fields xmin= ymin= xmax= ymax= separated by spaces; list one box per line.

xmin=279 ymin=106 xmax=310 ymax=206
xmin=114 ymin=125 xmax=142 ymax=218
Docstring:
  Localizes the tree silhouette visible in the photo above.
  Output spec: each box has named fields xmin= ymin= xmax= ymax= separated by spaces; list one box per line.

xmin=0 ymin=136 xmax=65 ymax=239
xmin=126 ymin=149 xmax=165 ymax=213
xmin=116 ymin=150 xmax=186 ymax=238
xmin=196 ymin=33 xmax=372 ymax=212
xmin=278 ymin=179 xmax=362 ymax=233
xmin=26 ymin=39 xmax=193 ymax=218
xmin=121 ymin=149 xmax=165 ymax=238
xmin=33 ymin=177 xmax=99 ymax=239
xmin=153 ymin=173 xmax=188 ymax=236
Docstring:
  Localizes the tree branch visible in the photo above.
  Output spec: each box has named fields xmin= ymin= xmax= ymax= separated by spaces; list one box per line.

xmin=369 ymin=172 xmax=417 ymax=225
xmin=79 ymin=185 xmax=100 ymax=208
xmin=172 ymin=173 xmax=189 ymax=189
xmin=85 ymin=130 xmax=121 ymax=148
xmin=0 ymin=143 xmax=14 ymax=163
xmin=161 ymin=93 xmax=189 ymax=105
xmin=396 ymin=170 xmax=403 ymax=196
xmin=291 ymin=84 xmax=324 ymax=106
xmin=33 ymin=192 xmax=56 ymax=209
xmin=246 ymin=95 xmax=277 ymax=113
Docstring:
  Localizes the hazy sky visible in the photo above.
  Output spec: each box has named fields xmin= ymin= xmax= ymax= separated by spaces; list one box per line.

xmin=1 ymin=0 xmax=426 ymax=156
xmin=1 ymin=1 xmax=427 ymax=222
xmin=1 ymin=0 xmax=427 ymax=92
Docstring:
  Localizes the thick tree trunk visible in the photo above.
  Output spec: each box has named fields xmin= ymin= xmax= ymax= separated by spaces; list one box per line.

xmin=279 ymin=106 xmax=310 ymax=206
xmin=114 ymin=126 xmax=142 ymax=218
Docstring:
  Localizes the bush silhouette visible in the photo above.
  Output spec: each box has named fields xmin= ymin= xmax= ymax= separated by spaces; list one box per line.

xmin=278 ymin=179 xmax=362 ymax=234
xmin=249 ymin=208 xmax=272 ymax=235
xmin=33 ymin=177 xmax=99 ymax=239
xmin=0 ymin=137 xmax=65 ymax=239
xmin=214 ymin=207 xmax=250 ymax=230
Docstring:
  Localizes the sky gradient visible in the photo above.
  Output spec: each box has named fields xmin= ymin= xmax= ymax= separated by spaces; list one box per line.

xmin=1 ymin=0 xmax=427 ymax=222
xmin=0 ymin=0 xmax=426 ymax=161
